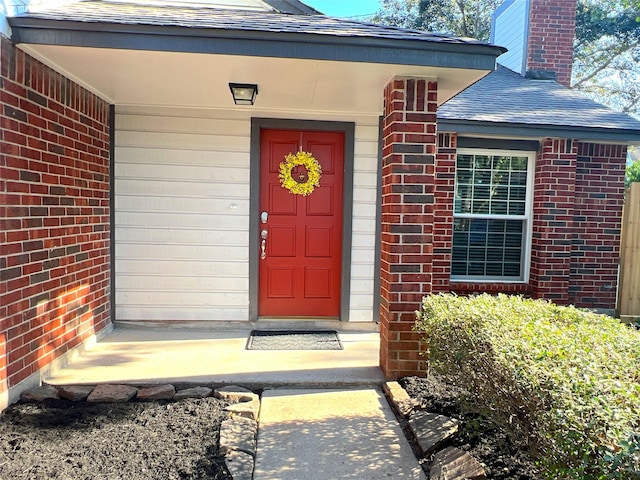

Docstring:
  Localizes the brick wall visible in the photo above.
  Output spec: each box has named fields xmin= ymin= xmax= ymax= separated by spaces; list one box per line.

xmin=430 ymin=133 xmax=535 ymax=298
xmin=379 ymin=78 xmax=437 ymax=379
xmin=433 ymin=137 xmax=624 ymax=311
xmin=0 ymin=36 xmax=111 ymax=402
xmin=530 ymin=138 xmax=577 ymax=302
xmin=378 ymin=120 xmax=626 ymax=380
xmin=526 ymin=0 xmax=577 ymax=87
xmin=431 ymin=133 xmax=455 ymax=293
xmin=570 ymin=142 xmax=626 ymax=309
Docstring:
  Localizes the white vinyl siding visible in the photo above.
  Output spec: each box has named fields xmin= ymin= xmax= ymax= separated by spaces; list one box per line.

xmin=350 ymin=124 xmax=380 ymax=321
xmin=492 ymin=0 xmax=529 ymax=75
xmin=114 ymin=109 xmax=250 ymax=321
xmin=115 ymin=106 xmax=379 ymax=322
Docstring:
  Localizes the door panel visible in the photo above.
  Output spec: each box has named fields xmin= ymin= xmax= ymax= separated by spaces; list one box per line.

xmin=307 ymin=185 xmax=334 ymax=216
xmin=269 ymin=226 xmax=296 ymax=257
xmin=306 ymin=226 xmax=332 ymax=257
xmin=258 ymin=129 xmax=344 ymax=317
xmin=305 ymin=267 xmax=331 ymax=298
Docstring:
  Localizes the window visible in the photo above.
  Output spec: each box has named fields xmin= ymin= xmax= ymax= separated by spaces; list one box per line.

xmin=451 ymin=149 xmax=534 ymax=282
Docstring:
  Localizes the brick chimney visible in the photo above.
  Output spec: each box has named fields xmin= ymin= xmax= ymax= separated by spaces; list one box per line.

xmin=491 ymin=0 xmax=578 ymax=87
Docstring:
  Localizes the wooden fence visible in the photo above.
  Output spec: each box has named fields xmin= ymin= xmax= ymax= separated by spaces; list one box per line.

xmin=617 ymin=182 xmax=640 ymax=321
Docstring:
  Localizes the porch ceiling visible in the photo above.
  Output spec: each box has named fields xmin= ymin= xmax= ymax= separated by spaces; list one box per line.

xmin=20 ymin=44 xmax=488 ymax=113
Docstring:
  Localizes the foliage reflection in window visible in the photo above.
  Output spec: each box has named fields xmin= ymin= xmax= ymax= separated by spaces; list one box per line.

xmin=452 ymin=151 xmax=533 ymax=281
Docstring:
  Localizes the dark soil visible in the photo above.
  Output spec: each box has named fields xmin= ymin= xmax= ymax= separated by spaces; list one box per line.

xmin=401 ymin=375 xmax=542 ymax=480
xmin=2 ymin=378 xmax=542 ymax=480
xmin=0 ymin=397 xmax=232 ymax=480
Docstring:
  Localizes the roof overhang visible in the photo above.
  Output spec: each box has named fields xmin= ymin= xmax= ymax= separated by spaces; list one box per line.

xmin=9 ymin=17 xmax=503 ymax=70
xmin=439 ymin=119 xmax=640 ymax=144
xmin=7 ymin=12 xmax=505 ymax=113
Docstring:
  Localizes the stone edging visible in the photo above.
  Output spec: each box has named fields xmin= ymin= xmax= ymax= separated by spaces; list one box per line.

xmin=383 ymin=381 xmax=487 ymax=480
xmin=21 ymin=384 xmax=260 ymax=480
xmin=19 ymin=381 xmax=486 ymax=480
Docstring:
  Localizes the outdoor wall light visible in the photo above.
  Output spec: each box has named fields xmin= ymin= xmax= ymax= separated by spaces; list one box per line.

xmin=229 ymin=83 xmax=258 ymax=105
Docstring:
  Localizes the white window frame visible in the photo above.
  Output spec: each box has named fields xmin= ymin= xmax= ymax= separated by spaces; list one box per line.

xmin=450 ymin=148 xmax=535 ymax=283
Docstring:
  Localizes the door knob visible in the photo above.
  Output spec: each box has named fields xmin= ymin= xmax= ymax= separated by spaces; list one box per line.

xmin=261 ymin=229 xmax=268 ymax=259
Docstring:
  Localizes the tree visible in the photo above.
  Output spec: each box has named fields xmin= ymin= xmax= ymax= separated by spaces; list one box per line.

xmin=370 ymin=0 xmax=425 ymax=30
xmin=573 ymin=1 xmax=640 ymax=118
xmin=626 ymin=147 xmax=640 ymax=188
xmin=622 ymin=0 xmax=640 ymax=10
xmin=371 ymin=0 xmax=502 ymax=41
xmin=371 ymin=0 xmax=640 ymax=118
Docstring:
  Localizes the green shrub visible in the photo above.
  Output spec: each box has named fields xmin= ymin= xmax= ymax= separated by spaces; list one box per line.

xmin=414 ymin=293 xmax=640 ymax=479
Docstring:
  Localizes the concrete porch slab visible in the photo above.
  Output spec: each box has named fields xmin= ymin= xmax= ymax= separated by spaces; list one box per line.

xmin=44 ymin=324 xmax=384 ymax=387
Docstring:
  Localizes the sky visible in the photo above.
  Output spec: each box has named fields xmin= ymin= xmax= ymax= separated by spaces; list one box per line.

xmin=303 ymin=0 xmax=382 ymax=18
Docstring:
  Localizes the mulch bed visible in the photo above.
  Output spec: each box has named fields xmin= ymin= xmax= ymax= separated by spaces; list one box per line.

xmin=2 ymin=377 xmax=541 ymax=480
xmin=401 ymin=375 xmax=541 ymax=480
xmin=0 ymin=397 xmax=233 ymax=480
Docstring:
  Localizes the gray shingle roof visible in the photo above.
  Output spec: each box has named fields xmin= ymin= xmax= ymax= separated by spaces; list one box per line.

xmin=439 ymin=65 xmax=640 ymax=141
xmin=14 ymin=0 xmax=487 ymax=46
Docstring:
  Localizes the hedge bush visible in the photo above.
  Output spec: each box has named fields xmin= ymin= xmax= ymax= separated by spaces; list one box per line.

xmin=414 ymin=293 xmax=640 ymax=479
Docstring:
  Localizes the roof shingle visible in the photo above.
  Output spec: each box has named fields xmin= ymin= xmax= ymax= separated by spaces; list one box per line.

xmin=439 ymin=65 xmax=640 ymax=136
xmin=13 ymin=0 xmax=490 ymax=46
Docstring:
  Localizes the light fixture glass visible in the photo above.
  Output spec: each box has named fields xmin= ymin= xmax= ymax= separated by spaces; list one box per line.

xmin=229 ymin=83 xmax=258 ymax=105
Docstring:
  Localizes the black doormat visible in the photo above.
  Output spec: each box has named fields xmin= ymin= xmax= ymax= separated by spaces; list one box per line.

xmin=246 ymin=330 xmax=343 ymax=351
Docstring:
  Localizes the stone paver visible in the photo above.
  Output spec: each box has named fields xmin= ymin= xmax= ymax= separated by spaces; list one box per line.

xmin=220 ymin=416 xmax=258 ymax=457
xmin=137 ymin=384 xmax=176 ymax=400
xmin=224 ymin=450 xmax=255 ymax=480
xmin=430 ymin=446 xmax=486 ymax=480
xmin=174 ymin=386 xmax=212 ymax=400
xmin=215 ymin=385 xmax=256 ymax=403
xmin=56 ymin=385 xmax=94 ymax=401
xmin=384 ymin=381 xmax=418 ymax=417
xmin=408 ymin=411 xmax=460 ymax=455
xmin=87 ymin=384 xmax=138 ymax=403
xmin=226 ymin=397 xmax=260 ymax=420
xmin=254 ymin=388 xmax=426 ymax=480
xmin=21 ymin=385 xmax=60 ymax=402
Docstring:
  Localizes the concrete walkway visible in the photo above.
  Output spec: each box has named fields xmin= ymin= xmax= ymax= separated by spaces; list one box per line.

xmin=254 ymin=388 xmax=426 ymax=479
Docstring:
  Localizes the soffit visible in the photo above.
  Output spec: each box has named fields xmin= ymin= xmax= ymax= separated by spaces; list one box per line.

xmin=9 ymin=1 xmax=504 ymax=112
xmin=21 ymin=44 xmax=486 ymax=113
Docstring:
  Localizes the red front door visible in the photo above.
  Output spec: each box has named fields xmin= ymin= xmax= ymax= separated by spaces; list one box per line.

xmin=258 ymin=129 xmax=344 ymax=317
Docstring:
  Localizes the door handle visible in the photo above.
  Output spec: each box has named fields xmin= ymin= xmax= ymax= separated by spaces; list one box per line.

xmin=261 ymin=229 xmax=268 ymax=259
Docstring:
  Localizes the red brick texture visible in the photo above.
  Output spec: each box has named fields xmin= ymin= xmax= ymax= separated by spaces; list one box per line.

xmin=380 ymin=124 xmax=626 ymax=379
xmin=570 ymin=143 xmax=626 ymax=309
xmin=443 ymin=138 xmax=624 ymax=309
xmin=1 ymin=36 xmax=111 ymax=398
xmin=379 ymin=78 xmax=437 ymax=379
xmin=526 ymin=0 xmax=577 ymax=87
xmin=431 ymin=134 xmax=455 ymax=294
xmin=530 ymin=138 xmax=577 ymax=302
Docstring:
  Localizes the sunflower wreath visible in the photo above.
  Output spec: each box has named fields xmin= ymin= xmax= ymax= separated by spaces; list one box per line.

xmin=278 ymin=151 xmax=322 ymax=196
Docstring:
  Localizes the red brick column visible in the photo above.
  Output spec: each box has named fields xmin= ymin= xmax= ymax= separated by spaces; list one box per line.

xmin=379 ymin=78 xmax=438 ymax=379
xmin=1 ymin=36 xmax=111 ymax=406
xmin=570 ymin=143 xmax=626 ymax=310
xmin=530 ymin=138 xmax=577 ymax=303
